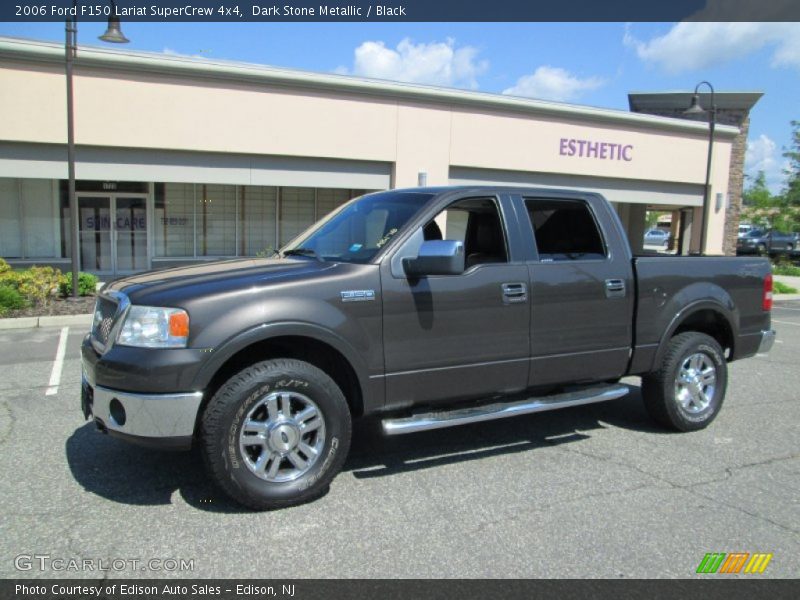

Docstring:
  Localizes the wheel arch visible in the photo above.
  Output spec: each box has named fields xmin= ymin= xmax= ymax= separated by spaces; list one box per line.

xmin=655 ymin=300 xmax=737 ymax=367
xmin=192 ymin=323 xmax=370 ymax=434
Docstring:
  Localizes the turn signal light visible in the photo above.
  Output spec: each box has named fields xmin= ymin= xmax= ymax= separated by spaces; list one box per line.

xmin=169 ymin=311 xmax=190 ymax=337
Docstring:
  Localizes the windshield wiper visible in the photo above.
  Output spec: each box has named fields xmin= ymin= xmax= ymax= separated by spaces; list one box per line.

xmin=282 ymin=247 xmax=323 ymax=262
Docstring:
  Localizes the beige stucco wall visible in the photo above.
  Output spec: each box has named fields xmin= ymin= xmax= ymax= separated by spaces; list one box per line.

xmin=0 ymin=58 xmax=735 ymax=253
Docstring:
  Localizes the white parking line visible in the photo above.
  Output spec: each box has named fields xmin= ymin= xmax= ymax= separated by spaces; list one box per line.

xmin=773 ymin=319 xmax=800 ymax=327
xmin=45 ymin=327 xmax=69 ymax=396
xmin=774 ymin=305 xmax=800 ymax=311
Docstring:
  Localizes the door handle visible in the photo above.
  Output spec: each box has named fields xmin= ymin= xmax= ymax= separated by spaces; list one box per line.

xmin=502 ymin=282 xmax=528 ymax=304
xmin=605 ymin=278 xmax=626 ymax=298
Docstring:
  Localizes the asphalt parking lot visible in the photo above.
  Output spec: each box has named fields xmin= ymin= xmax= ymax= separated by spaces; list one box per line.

xmin=1 ymin=302 xmax=799 ymax=579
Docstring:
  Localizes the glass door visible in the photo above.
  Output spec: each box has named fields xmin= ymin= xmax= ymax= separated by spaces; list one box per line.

xmin=114 ymin=196 xmax=148 ymax=273
xmin=78 ymin=194 xmax=149 ymax=275
xmin=78 ymin=196 xmax=113 ymax=273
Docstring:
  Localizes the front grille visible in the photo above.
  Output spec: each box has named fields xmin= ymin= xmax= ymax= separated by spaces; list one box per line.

xmin=92 ymin=295 xmax=120 ymax=349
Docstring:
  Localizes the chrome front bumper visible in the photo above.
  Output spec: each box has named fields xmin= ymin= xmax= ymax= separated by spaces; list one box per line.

xmin=83 ymin=375 xmax=202 ymax=441
xmin=758 ymin=329 xmax=777 ymax=354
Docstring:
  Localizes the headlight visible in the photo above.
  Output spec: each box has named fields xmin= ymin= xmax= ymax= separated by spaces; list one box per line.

xmin=117 ymin=306 xmax=190 ymax=348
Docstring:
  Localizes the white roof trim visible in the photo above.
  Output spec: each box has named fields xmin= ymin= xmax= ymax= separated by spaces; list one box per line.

xmin=0 ymin=36 xmax=740 ymax=138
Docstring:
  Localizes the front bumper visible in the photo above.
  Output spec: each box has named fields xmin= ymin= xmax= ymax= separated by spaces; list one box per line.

xmin=82 ymin=375 xmax=202 ymax=450
xmin=758 ymin=329 xmax=777 ymax=354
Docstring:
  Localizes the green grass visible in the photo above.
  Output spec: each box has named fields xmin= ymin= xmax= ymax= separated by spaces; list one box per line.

xmin=772 ymin=263 xmax=800 ymax=277
xmin=774 ymin=281 xmax=798 ymax=294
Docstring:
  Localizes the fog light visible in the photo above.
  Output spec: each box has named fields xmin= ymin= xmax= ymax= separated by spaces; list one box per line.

xmin=109 ymin=398 xmax=126 ymax=426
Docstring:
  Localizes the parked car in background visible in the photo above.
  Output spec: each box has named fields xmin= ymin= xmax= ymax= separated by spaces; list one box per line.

xmin=736 ymin=229 xmax=800 ymax=256
xmin=738 ymin=223 xmax=754 ymax=238
xmin=643 ymin=228 xmax=671 ymax=247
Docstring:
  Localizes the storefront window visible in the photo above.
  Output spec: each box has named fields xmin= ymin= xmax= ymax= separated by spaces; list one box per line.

xmin=0 ymin=178 xmax=59 ymax=259
xmin=153 ymin=184 xmax=380 ymax=260
xmin=279 ymin=187 xmax=315 ymax=247
xmin=197 ymin=184 xmax=237 ymax=256
xmin=240 ymin=186 xmax=277 ymax=256
xmin=154 ymin=183 xmax=194 ymax=257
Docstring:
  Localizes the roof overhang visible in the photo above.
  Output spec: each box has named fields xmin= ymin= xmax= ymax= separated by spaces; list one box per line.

xmin=628 ymin=91 xmax=763 ymax=113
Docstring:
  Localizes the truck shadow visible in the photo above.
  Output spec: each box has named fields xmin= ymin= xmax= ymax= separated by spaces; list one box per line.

xmin=65 ymin=384 xmax=664 ymax=513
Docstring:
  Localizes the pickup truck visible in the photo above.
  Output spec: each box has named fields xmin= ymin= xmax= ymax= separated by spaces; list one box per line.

xmin=81 ymin=186 xmax=776 ymax=510
xmin=736 ymin=228 xmax=800 ymax=257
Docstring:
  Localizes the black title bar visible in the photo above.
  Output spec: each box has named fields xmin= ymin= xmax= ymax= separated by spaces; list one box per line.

xmin=4 ymin=579 xmax=800 ymax=600
xmin=3 ymin=0 xmax=800 ymax=22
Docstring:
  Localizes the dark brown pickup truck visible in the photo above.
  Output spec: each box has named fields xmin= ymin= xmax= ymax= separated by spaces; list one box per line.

xmin=81 ymin=186 xmax=776 ymax=509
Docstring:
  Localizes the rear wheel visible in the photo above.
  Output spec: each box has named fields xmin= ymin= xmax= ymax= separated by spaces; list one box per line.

xmin=200 ymin=359 xmax=352 ymax=510
xmin=642 ymin=332 xmax=727 ymax=432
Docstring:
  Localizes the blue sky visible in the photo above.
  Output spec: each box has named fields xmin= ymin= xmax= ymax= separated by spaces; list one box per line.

xmin=2 ymin=21 xmax=798 ymax=192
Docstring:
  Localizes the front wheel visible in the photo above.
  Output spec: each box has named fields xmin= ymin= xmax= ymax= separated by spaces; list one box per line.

xmin=200 ymin=359 xmax=352 ymax=510
xmin=642 ymin=332 xmax=728 ymax=432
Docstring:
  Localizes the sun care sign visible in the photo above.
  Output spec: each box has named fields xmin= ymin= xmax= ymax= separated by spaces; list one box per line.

xmin=696 ymin=552 xmax=773 ymax=574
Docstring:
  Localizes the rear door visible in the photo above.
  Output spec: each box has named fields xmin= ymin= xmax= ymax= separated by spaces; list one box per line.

xmin=516 ymin=194 xmax=634 ymax=386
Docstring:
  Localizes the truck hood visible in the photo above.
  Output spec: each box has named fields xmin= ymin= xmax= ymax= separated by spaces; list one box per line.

xmin=103 ymin=257 xmax=340 ymax=306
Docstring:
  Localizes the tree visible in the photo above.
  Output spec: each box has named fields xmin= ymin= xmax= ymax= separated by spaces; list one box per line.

xmin=783 ymin=120 xmax=800 ymax=206
xmin=743 ymin=171 xmax=774 ymax=209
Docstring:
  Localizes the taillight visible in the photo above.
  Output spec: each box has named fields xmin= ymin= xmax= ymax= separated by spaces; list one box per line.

xmin=763 ymin=273 xmax=773 ymax=312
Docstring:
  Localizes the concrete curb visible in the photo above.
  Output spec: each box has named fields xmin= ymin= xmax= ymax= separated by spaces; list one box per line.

xmin=0 ymin=313 xmax=92 ymax=330
xmin=774 ymin=294 xmax=800 ymax=302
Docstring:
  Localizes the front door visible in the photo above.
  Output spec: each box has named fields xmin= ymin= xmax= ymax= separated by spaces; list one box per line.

xmin=380 ymin=195 xmax=530 ymax=410
xmin=78 ymin=194 xmax=148 ymax=275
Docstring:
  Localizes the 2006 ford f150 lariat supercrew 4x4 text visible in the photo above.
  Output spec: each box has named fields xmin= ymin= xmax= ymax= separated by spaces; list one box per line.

xmin=81 ymin=187 xmax=776 ymax=509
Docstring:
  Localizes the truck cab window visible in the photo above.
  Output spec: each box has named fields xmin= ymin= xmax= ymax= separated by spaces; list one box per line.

xmin=423 ymin=197 xmax=508 ymax=268
xmin=525 ymin=198 xmax=606 ymax=261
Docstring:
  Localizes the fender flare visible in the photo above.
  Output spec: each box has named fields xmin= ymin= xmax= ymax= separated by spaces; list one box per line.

xmin=190 ymin=321 xmax=371 ymax=400
xmin=653 ymin=299 xmax=738 ymax=367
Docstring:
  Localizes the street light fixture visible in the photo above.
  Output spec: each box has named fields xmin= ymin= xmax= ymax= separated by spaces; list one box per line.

xmin=65 ymin=0 xmax=128 ymax=299
xmin=684 ymin=80 xmax=716 ymax=255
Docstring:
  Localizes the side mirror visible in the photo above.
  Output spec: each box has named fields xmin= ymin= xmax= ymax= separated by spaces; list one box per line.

xmin=403 ymin=240 xmax=465 ymax=277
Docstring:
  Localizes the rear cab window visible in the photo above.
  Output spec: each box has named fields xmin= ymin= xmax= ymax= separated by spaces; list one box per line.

xmin=523 ymin=198 xmax=607 ymax=261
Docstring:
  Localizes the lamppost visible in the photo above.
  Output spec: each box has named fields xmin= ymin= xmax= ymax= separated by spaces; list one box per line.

xmin=65 ymin=1 xmax=129 ymax=299
xmin=684 ymin=81 xmax=716 ymax=255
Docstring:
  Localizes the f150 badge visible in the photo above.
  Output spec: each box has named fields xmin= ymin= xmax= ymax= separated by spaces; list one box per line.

xmin=341 ymin=290 xmax=376 ymax=302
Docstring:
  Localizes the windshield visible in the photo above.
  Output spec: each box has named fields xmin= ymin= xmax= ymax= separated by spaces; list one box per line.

xmin=282 ymin=191 xmax=434 ymax=263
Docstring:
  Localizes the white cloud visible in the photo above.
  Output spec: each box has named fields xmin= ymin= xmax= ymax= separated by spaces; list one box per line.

xmin=336 ymin=38 xmax=488 ymax=89
xmin=624 ymin=22 xmax=800 ymax=74
xmin=502 ymin=66 xmax=605 ymax=102
xmin=745 ymin=134 xmax=788 ymax=193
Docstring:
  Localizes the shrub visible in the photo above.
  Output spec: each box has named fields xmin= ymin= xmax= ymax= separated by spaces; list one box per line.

xmin=774 ymin=281 xmax=798 ymax=294
xmin=0 ymin=285 xmax=28 ymax=314
xmin=59 ymin=272 xmax=99 ymax=297
xmin=772 ymin=262 xmax=800 ymax=277
xmin=16 ymin=266 xmax=62 ymax=307
xmin=0 ymin=257 xmax=10 ymax=276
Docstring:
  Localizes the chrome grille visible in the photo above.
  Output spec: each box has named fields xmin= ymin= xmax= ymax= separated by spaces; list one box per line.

xmin=92 ymin=295 xmax=120 ymax=348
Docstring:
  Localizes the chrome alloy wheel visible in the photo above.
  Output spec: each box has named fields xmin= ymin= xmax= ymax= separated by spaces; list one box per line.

xmin=674 ymin=352 xmax=717 ymax=414
xmin=239 ymin=391 xmax=326 ymax=482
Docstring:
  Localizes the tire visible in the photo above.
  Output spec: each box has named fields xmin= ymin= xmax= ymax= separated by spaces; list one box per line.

xmin=641 ymin=332 xmax=727 ymax=432
xmin=200 ymin=359 xmax=352 ymax=510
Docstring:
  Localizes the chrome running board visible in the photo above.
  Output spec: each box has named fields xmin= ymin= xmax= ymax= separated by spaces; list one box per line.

xmin=381 ymin=384 xmax=629 ymax=436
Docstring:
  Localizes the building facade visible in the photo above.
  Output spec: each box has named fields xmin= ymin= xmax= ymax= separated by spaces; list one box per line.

xmin=0 ymin=37 xmax=754 ymax=276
